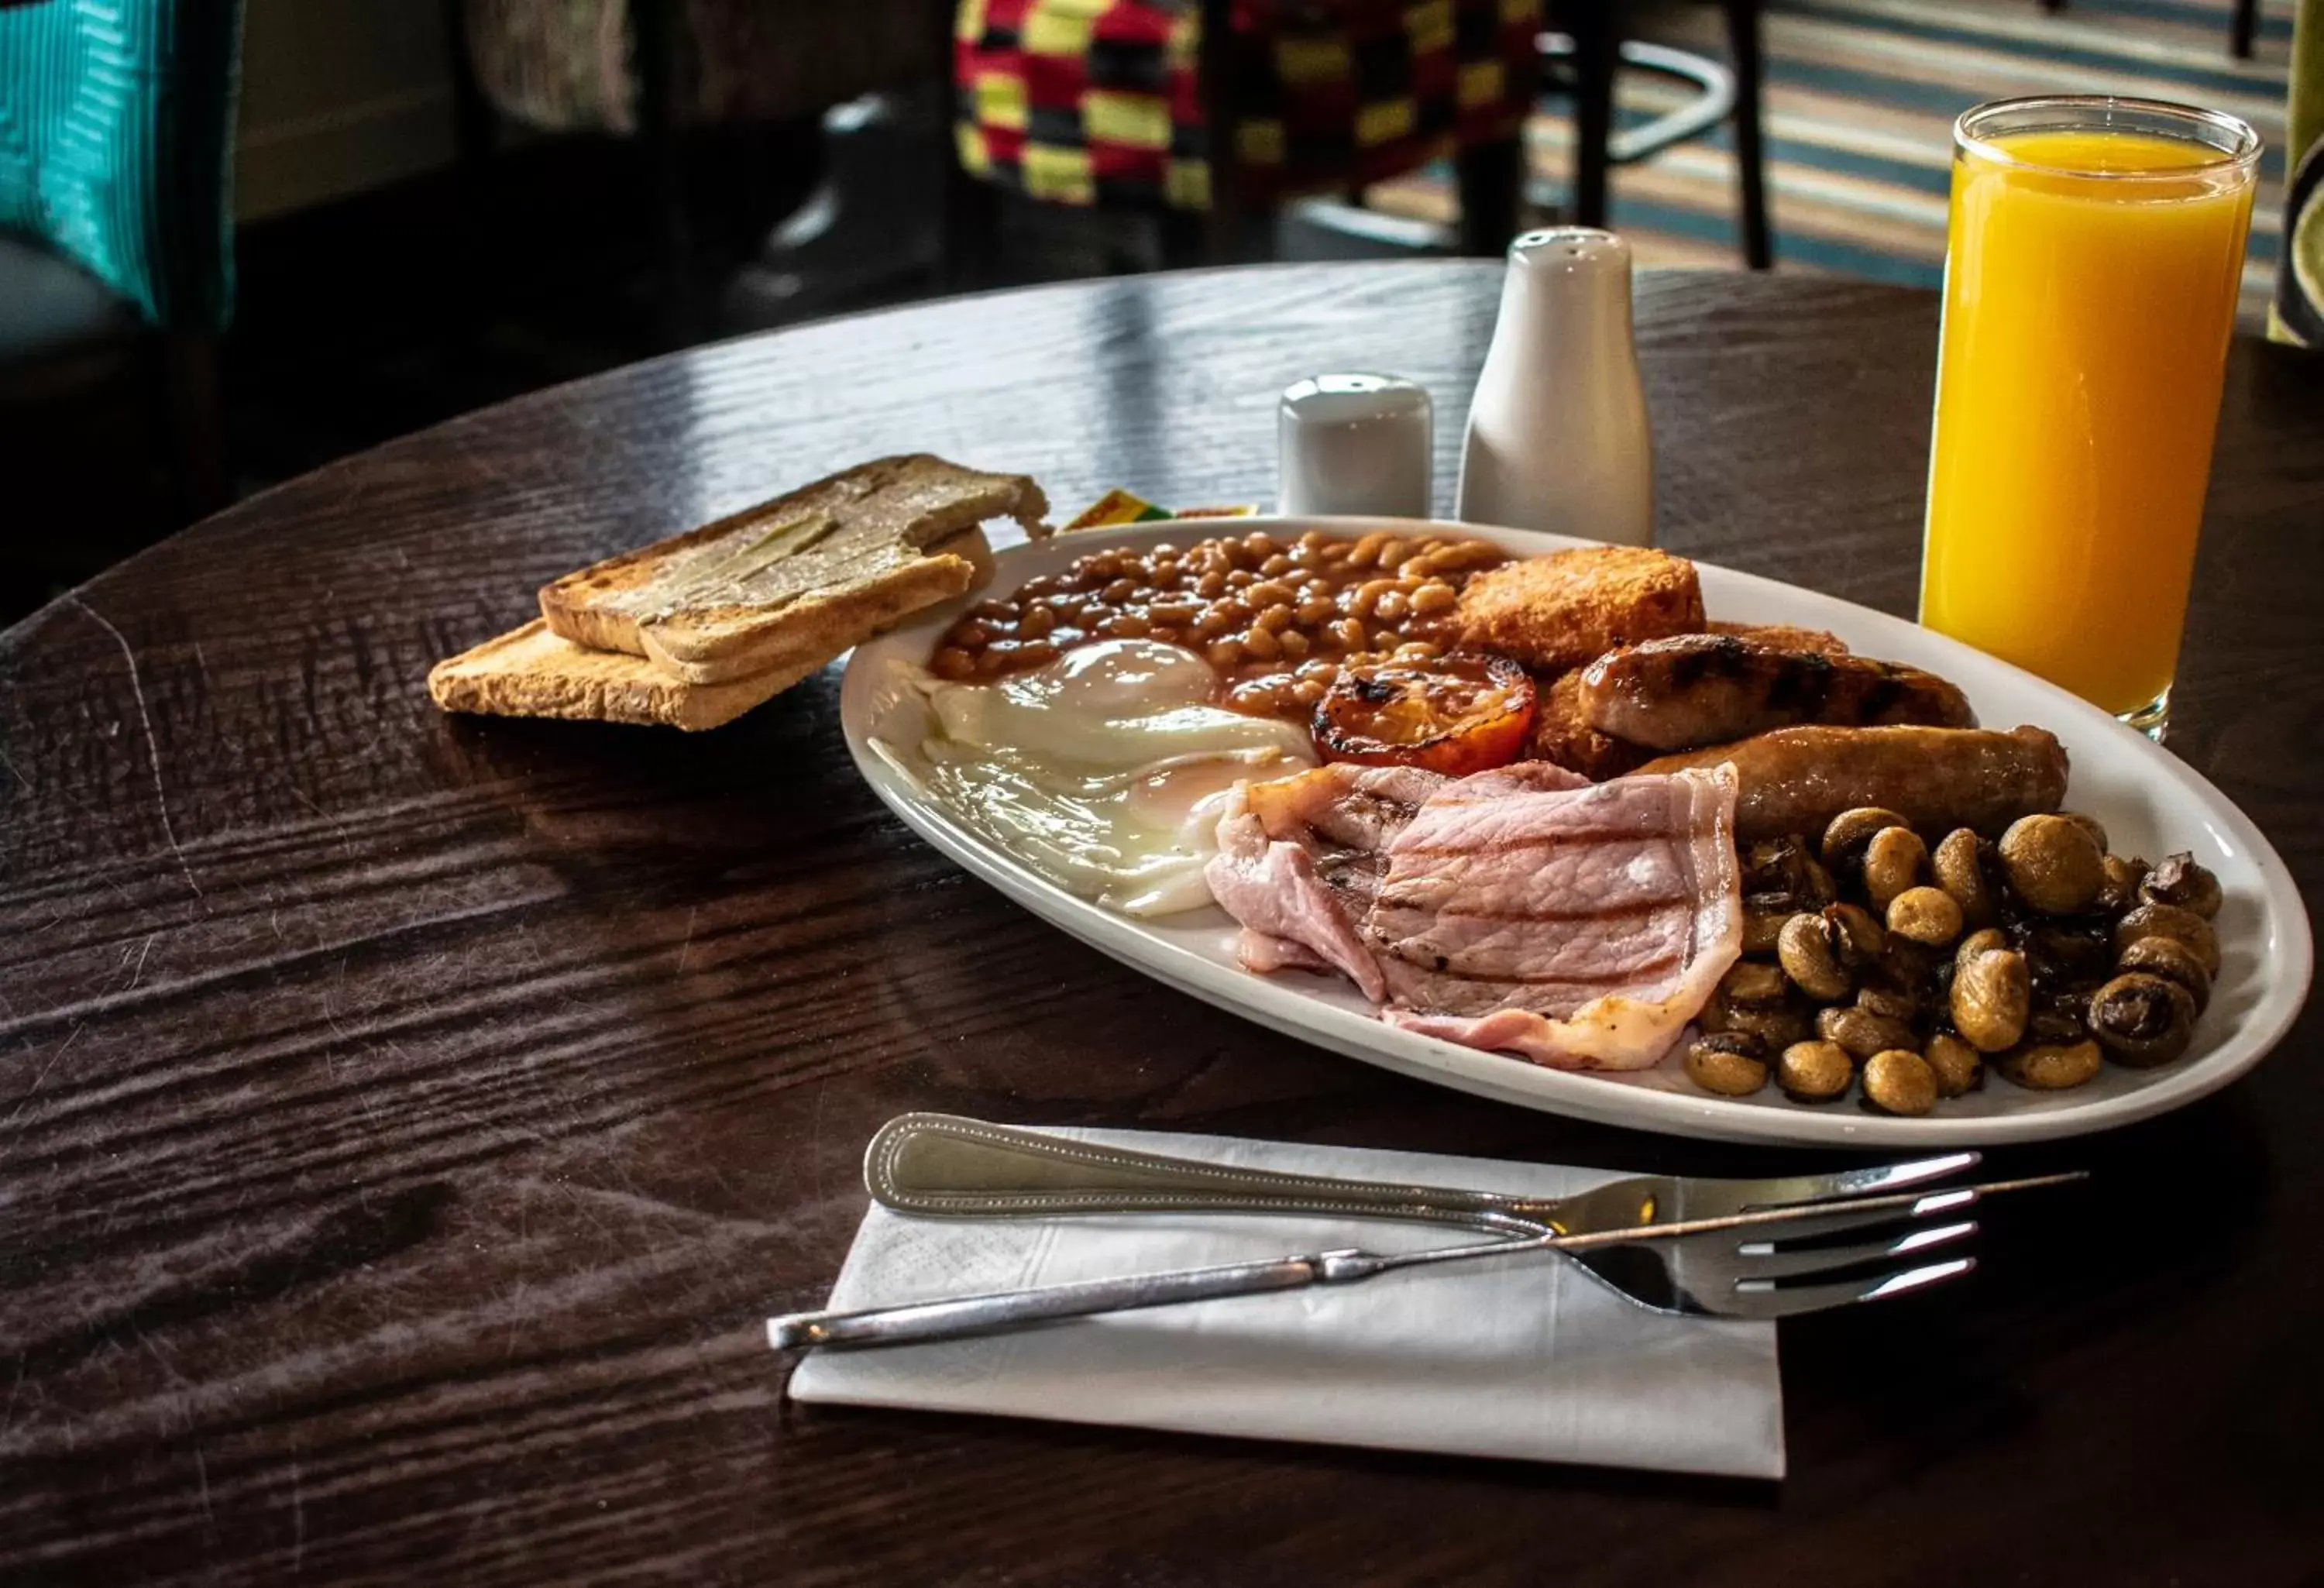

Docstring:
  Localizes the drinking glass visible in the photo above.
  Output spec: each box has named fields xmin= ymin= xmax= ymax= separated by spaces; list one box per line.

xmin=1918 ymin=96 xmax=2260 ymax=736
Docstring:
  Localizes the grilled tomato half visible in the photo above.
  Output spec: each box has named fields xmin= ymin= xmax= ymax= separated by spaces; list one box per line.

xmin=1313 ymin=651 xmax=1536 ymax=774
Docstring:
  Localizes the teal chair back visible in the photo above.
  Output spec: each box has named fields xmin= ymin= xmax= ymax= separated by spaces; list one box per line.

xmin=0 ymin=0 xmax=244 ymax=331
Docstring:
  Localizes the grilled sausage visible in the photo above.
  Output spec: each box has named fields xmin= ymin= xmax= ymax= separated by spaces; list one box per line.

xmin=1580 ymin=634 xmax=1975 ymax=751
xmin=1635 ymin=725 xmax=2069 ymax=840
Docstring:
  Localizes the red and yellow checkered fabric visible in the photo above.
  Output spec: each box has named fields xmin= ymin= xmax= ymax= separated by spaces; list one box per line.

xmin=954 ymin=0 xmax=1542 ymax=210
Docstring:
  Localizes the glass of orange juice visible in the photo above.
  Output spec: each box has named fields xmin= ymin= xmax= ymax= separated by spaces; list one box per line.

xmin=1919 ymin=96 xmax=2260 ymax=735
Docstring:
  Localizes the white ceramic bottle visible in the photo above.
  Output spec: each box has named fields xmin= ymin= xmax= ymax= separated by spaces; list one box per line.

xmin=1455 ymin=227 xmax=1654 ymax=545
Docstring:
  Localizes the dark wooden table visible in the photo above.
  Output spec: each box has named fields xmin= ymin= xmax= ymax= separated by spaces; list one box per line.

xmin=4 ymin=264 xmax=2321 ymax=1587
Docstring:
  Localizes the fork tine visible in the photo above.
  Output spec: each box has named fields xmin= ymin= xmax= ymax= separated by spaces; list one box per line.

xmin=1713 ymin=1184 xmax=1980 ymax=1249
xmin=1732 ymin=1218 xmax=1977 ymax=1280
xmin=1689 ymin=1152 xmax=1982 ymax=1218
xmin=1714 ymin=1255 xmax=1978 ymax=1319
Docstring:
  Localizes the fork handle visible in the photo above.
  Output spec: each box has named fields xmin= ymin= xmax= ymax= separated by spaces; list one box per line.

xmin=769 ymin=1248 xmax=1366 ymax=1349
xmin=865 ymin=1113 xmax=1547 ymax=1233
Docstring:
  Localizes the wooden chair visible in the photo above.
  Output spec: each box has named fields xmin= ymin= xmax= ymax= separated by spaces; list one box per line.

xmin=1555 ymin=0 xmax=1772 ymax=269
xmin=947 ymin=0 xmax=1543 ymax=270
xmin=445 ymin=0 xmax=947 ymax=338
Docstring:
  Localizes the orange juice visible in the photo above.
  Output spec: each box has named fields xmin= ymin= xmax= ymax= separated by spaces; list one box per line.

xmin=1920 ymin=104 xmax=2258 ymax=722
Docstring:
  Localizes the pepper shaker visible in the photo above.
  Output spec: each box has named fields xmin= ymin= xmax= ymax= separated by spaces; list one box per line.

xmin=1456 ymin=228 xmax=1654 ymax=544
xmin=1277 ymin=373 xmax=1434 ymax=519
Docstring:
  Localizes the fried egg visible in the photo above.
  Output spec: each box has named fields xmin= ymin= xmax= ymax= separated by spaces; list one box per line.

xmin=893 ymin=639 xmax=1314 ymax=915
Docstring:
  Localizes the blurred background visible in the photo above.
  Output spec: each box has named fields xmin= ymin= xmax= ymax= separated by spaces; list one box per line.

xmin=0 ymin=0 xmax=2297 ymax=627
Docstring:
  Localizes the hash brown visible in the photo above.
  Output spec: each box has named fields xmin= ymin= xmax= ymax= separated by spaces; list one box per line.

xmin=1453 ymin=545 xmax=1704 ymax=673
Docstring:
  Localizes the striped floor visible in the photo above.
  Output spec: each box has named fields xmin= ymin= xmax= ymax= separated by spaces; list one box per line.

xmin=1368 ymin=0 xmax=2295 ymax=318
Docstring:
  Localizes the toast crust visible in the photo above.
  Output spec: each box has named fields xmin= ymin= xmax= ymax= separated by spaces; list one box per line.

xmin=539 ymin=455 xmax=1047 ymax=682
xmin=427 ymin=620 xmax=819 ymax=731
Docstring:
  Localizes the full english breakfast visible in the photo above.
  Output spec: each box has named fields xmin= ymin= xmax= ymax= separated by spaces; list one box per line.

xmin=426 ymin=459 xmax=2236 ymax=1117
xmin=875 ymin=507 xmax=2229 ymax=1115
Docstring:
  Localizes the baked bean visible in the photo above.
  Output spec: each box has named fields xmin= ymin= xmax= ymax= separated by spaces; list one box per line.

xmin=932 ymin=528 xmax=1509 ymax=706
xmin=1292 ymin=679 xmax=1326 ymax=706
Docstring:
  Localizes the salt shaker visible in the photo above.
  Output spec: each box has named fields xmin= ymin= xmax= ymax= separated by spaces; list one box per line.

xmin=1277 ymin=373 xmax=1434 ymax=519
xmin=1456 ymin=228 xmax=1654 ymax=544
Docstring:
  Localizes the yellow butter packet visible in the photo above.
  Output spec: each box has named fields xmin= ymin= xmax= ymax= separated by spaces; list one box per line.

xmin=1061 ymin=489 xmax=1171 ymax=531
xmin=1062 ymin=491 xmax=1263 ymax=531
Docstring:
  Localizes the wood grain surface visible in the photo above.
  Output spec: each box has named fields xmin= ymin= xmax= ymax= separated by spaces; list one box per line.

xmin=3 ymin=264 xmax=2321 ymax=1587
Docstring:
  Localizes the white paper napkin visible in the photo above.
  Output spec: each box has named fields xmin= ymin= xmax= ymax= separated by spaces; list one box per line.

xmin=786 ymin=1126 xmax=1784 ymax=1478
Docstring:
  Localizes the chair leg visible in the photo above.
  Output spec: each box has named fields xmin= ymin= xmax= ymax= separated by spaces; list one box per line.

xmin=1455 ymin=136 xmax=1525 ymax=256
xmin=2230 ymin=0 xmax=2257 ymax=57
xmin=441 ymin=0 xmax=494 ymax=174
xmin=1569 ymin=2 xmax=1618 ymax=229
xmin=631 ymin=0 xmax=698 ymax=343
xmin=938 ymin=0 xmax=1002 ymax=287
xmin=1196 ymin=0 xmax=1248 ymax=263
xmin=161 ymin=332 xmax=229 ymax=522
xmin=1725 ymin=0 xmax=1772 ymax=270
xmin=942 ymin=166 xmax=1004 ymax=288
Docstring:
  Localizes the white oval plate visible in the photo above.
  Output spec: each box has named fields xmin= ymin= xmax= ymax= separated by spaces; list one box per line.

xmin=841 ymin=517 xmax=2311 ymax=1147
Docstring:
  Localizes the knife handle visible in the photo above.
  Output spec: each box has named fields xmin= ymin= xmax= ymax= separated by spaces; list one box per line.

xmin=862 ymin=1113 xmax=1551 ymax=1235
xmin=768 ymin=1249 xmax=1355 ymax=1350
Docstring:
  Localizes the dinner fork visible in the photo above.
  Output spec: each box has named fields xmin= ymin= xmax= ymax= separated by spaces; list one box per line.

xmin=768 ymin=1174 xmax=2080 ymax=1350
xmin=863 ymin=1112 xmax=1984 ymax=1240
xmin=858 ymin=1113 xmax=1996 ymax=1317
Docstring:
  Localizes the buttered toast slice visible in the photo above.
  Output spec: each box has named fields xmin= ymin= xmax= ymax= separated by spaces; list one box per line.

xmin=428 ymin=620 xmax=824 ymax=731
xmin=538 ymin=455 xmax=1048 ymax=684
